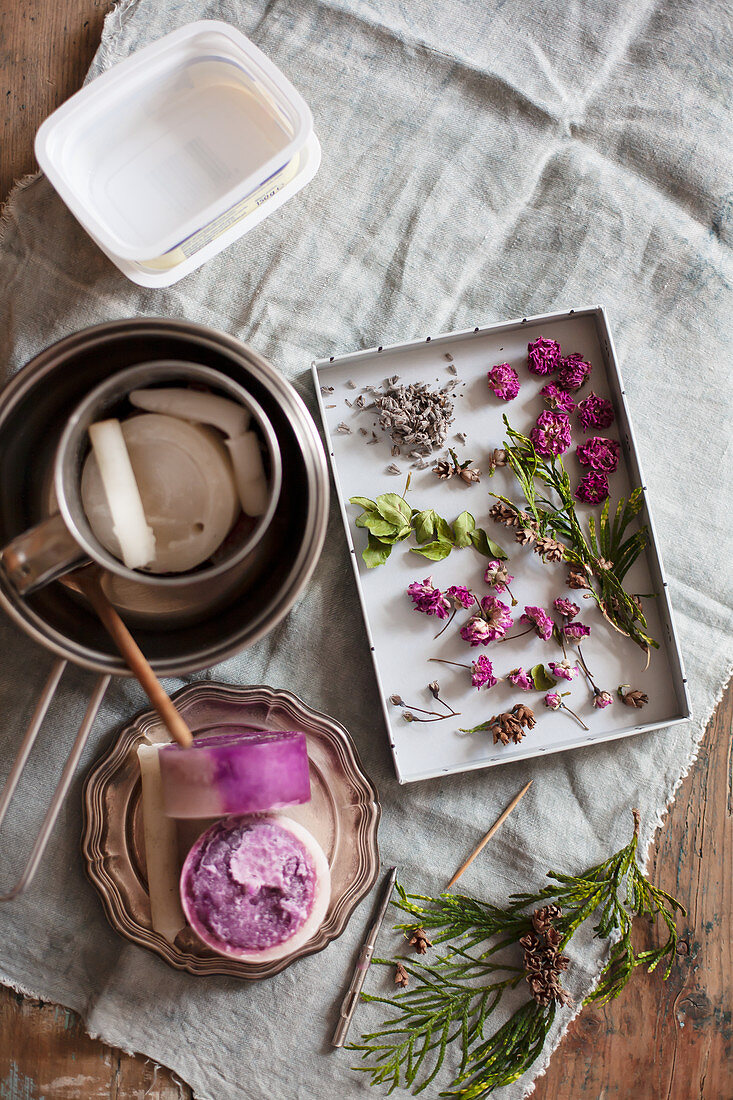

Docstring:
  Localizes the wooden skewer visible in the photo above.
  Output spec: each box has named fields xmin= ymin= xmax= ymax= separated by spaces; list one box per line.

xmin=69 ymin=565 xmax=194 ymax=748
xmin=446 ymin=779 xmax=533 ymax=890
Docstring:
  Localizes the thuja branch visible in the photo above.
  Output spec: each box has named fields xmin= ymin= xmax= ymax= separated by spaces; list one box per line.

xmin=489 ymin=417 xmax=657 ymax=653
xmin=351 ymin=812 xmax=683 ymax=1097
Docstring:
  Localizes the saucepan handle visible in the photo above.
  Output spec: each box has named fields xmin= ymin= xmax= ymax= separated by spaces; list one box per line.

xmin=0 ymin=659 xmax=111 ymax=901
xmin=0 ymin=513 xmax=87 ymax=594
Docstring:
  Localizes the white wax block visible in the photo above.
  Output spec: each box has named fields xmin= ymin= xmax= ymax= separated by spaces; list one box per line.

xmin=129 ymin=388 xmax=251 ymax=439
xmin=83 ymin=414 xmax=239 ymax=573
xmin=226 ymin=431 xmax=269 ymax=516
xmin=88 ymin=419 xmax=156 ymax=569
xmin=137 ymin=743 xmax=186 ymax=944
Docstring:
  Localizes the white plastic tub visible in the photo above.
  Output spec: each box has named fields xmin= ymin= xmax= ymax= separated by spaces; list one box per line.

xmin=35 ymin=21 xmax=320 ymax=286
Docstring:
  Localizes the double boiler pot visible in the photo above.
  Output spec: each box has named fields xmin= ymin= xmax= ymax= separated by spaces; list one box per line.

xmin=0 ymin=319 xmax=329 ymax=898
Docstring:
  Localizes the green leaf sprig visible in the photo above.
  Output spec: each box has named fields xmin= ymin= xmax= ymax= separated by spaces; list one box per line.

xmin=350 ymin=481 xmax=507 ymax=568
xmin=351 ymin=812 xmax=683 ymax=1097
xmin=491 ymin=416 xmax=656 ymax=653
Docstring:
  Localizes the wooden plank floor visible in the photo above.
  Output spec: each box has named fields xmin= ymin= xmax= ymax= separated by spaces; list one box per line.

xmin=0 ymin=2 xmax=731 ymax=1097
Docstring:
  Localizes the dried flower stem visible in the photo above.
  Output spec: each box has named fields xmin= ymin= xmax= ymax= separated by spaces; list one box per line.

xmin=428 ymin=657 xmax=471 ymax=670
xmin=558 ymin=701 xmax=589 ymax=731
xmin=433 ymin=609 xmax=457 ymax=639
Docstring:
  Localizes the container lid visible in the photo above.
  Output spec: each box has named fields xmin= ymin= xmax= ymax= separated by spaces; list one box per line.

xmin=35 ymin=21 xmax=313 ymax=261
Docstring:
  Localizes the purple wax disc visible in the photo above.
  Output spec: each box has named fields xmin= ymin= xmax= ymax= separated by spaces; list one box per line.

xmin=180 ymin=814 xmax=331 ymax=962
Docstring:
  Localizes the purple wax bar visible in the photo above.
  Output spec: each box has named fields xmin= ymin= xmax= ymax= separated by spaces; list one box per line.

xmin=158 ymin=728 xmax=311 ymax=819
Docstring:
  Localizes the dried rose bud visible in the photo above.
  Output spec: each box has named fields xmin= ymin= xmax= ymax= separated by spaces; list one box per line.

xmin=593 ymin=690 xmax=613 ymax=709
xmin=390 ymin=694 xmax=405 ymax=706
xmin=428 ymin=680 xmax=441 ymax=699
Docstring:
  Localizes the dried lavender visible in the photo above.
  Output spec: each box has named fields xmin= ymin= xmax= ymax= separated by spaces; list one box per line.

xmin=372 ymin=379 xmax=455 ymax=453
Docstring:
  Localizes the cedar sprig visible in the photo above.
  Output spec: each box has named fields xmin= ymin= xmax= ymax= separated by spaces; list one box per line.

xmin=490 ymin=417 xmax=656 ymax=653
xmin=350 ymin=812 xmax=683 ymax=1097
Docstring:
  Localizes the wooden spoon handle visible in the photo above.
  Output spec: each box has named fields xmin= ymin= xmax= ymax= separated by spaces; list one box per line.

xmin=77 ymin=574 xmax=193 ymax=748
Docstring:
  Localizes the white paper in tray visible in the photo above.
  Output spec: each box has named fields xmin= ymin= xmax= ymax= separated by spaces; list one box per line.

xmin=314 ymin=307 xmax=690 ymax=784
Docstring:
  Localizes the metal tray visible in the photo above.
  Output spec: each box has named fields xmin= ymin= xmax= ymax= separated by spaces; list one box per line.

xmin=313 ymin=307 xmax=690 ymax=784
xmin=81 ymin=682 xmax=381 ymax=978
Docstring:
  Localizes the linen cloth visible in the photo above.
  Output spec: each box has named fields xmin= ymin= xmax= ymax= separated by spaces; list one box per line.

xmin=0 ymin=1 xmax=731 ymax=1097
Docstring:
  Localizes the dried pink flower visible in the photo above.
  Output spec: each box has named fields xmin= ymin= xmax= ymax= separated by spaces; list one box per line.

xmin=479 ymin=594 xmax=514 ymax=640
xmin=446 ymin=584 xmax=474 ymax=610
xmin=576 ymin=437 xmax=620 ymax=474
xmin=593 ymin=690 xmax=613 ymax=709
xmin=576 ymin=392 xmax=615 ymax=432
xmin=540 ymin=383 xmax=576 ymax=414
xmin=407 ymin=577 xmax=450 ymax=618
xmin=575 ymin=471 xmax=610 ymax=505
xmin=549 ymin=660 xmax=578 ymax=682
xmin=544 ymin=692 xmax=563 ymax=710
xmin=527 ymin=337 xmax=561 ymax=376
xmin=508 ymin=667 xmax=534 ymax=691
xmin=484 ymin=560 xmax=514 ymax=592
xmin=471 ymin=655 xmax=498 ymax=689
xmin=487 ymin=363 xmax=520 ymax=401
xmin=563 ymin=621 xmax=591 ymax=641
xmin=530 ymin=411 xmax=572 ymax=458
xmin=520 ymin=605 xmax=554 ymax=641
xmin=553 ymin=597 xmax=580 ymax=620
xmin=557 ymin=353 xmax=592 ymax=392
xmin=460 ymin=615 xmax=493 ymax=647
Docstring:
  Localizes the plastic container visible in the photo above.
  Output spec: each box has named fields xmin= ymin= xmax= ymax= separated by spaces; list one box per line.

xmin=35 ymin=21 xmax=320 ymax=286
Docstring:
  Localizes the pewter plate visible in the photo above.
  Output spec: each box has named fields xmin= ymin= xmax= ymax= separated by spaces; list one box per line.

xmin=313 ymin=306 xmax=690 ymax=784
xmin=81 ymin=682 xmax=381 ymax=978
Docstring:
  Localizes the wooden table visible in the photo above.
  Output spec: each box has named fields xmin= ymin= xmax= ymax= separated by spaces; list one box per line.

xmin=1 ymin=3 xmax=730 ymax=1097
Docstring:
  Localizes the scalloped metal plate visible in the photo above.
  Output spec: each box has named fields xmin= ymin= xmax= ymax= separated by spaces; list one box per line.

xmin=81 ymin=682 xmax=381 ymax=979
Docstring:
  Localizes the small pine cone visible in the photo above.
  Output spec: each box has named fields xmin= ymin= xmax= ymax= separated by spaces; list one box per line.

xmin=545 ymin=926 xmax=562 ymax=948
xmin=621 ymin=688 xmax=648 ymax=708
xmin=394 ymin=963 xmax=409 ymax=988
xmin=488 ymin=448 xmax=508 ymax=473
xmin=532 ymin=905 xmax=560 ymax=932
xmin=512 ymin=703 xmax=536 ymax=729
xmin=433 ymin=460 xmax=454 ymax=480
xmin=535 ymin=536 xmax=566 ymax=563
xmin=567 ymin=566 xmax=590 ymax=590
xmin=524 ymin=952 xmax=544 ymax=973
xmin=553 ymin=953 xmax=570 ymax=973
xmin=489 ymin=502 xmax=517 ymax=525
xmin=459 ymin=466 xmax=481 ymax=484
xmin=491 ymin=720 xmax=511 ymax=746
xmin=519 ymin=932 xmax=538 ymax=950
xmin=501 ymin=712 xmax=525 ymax=741
xmin=515 ymin=527 xmax=536 ymax=546
xmin=408 ymin=927 xmax=432 ymax=955
xmin=555 ymin=986 xmax=573 ymax=1007
xmin=527 ymin=975 xmax=552 ymax=1006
